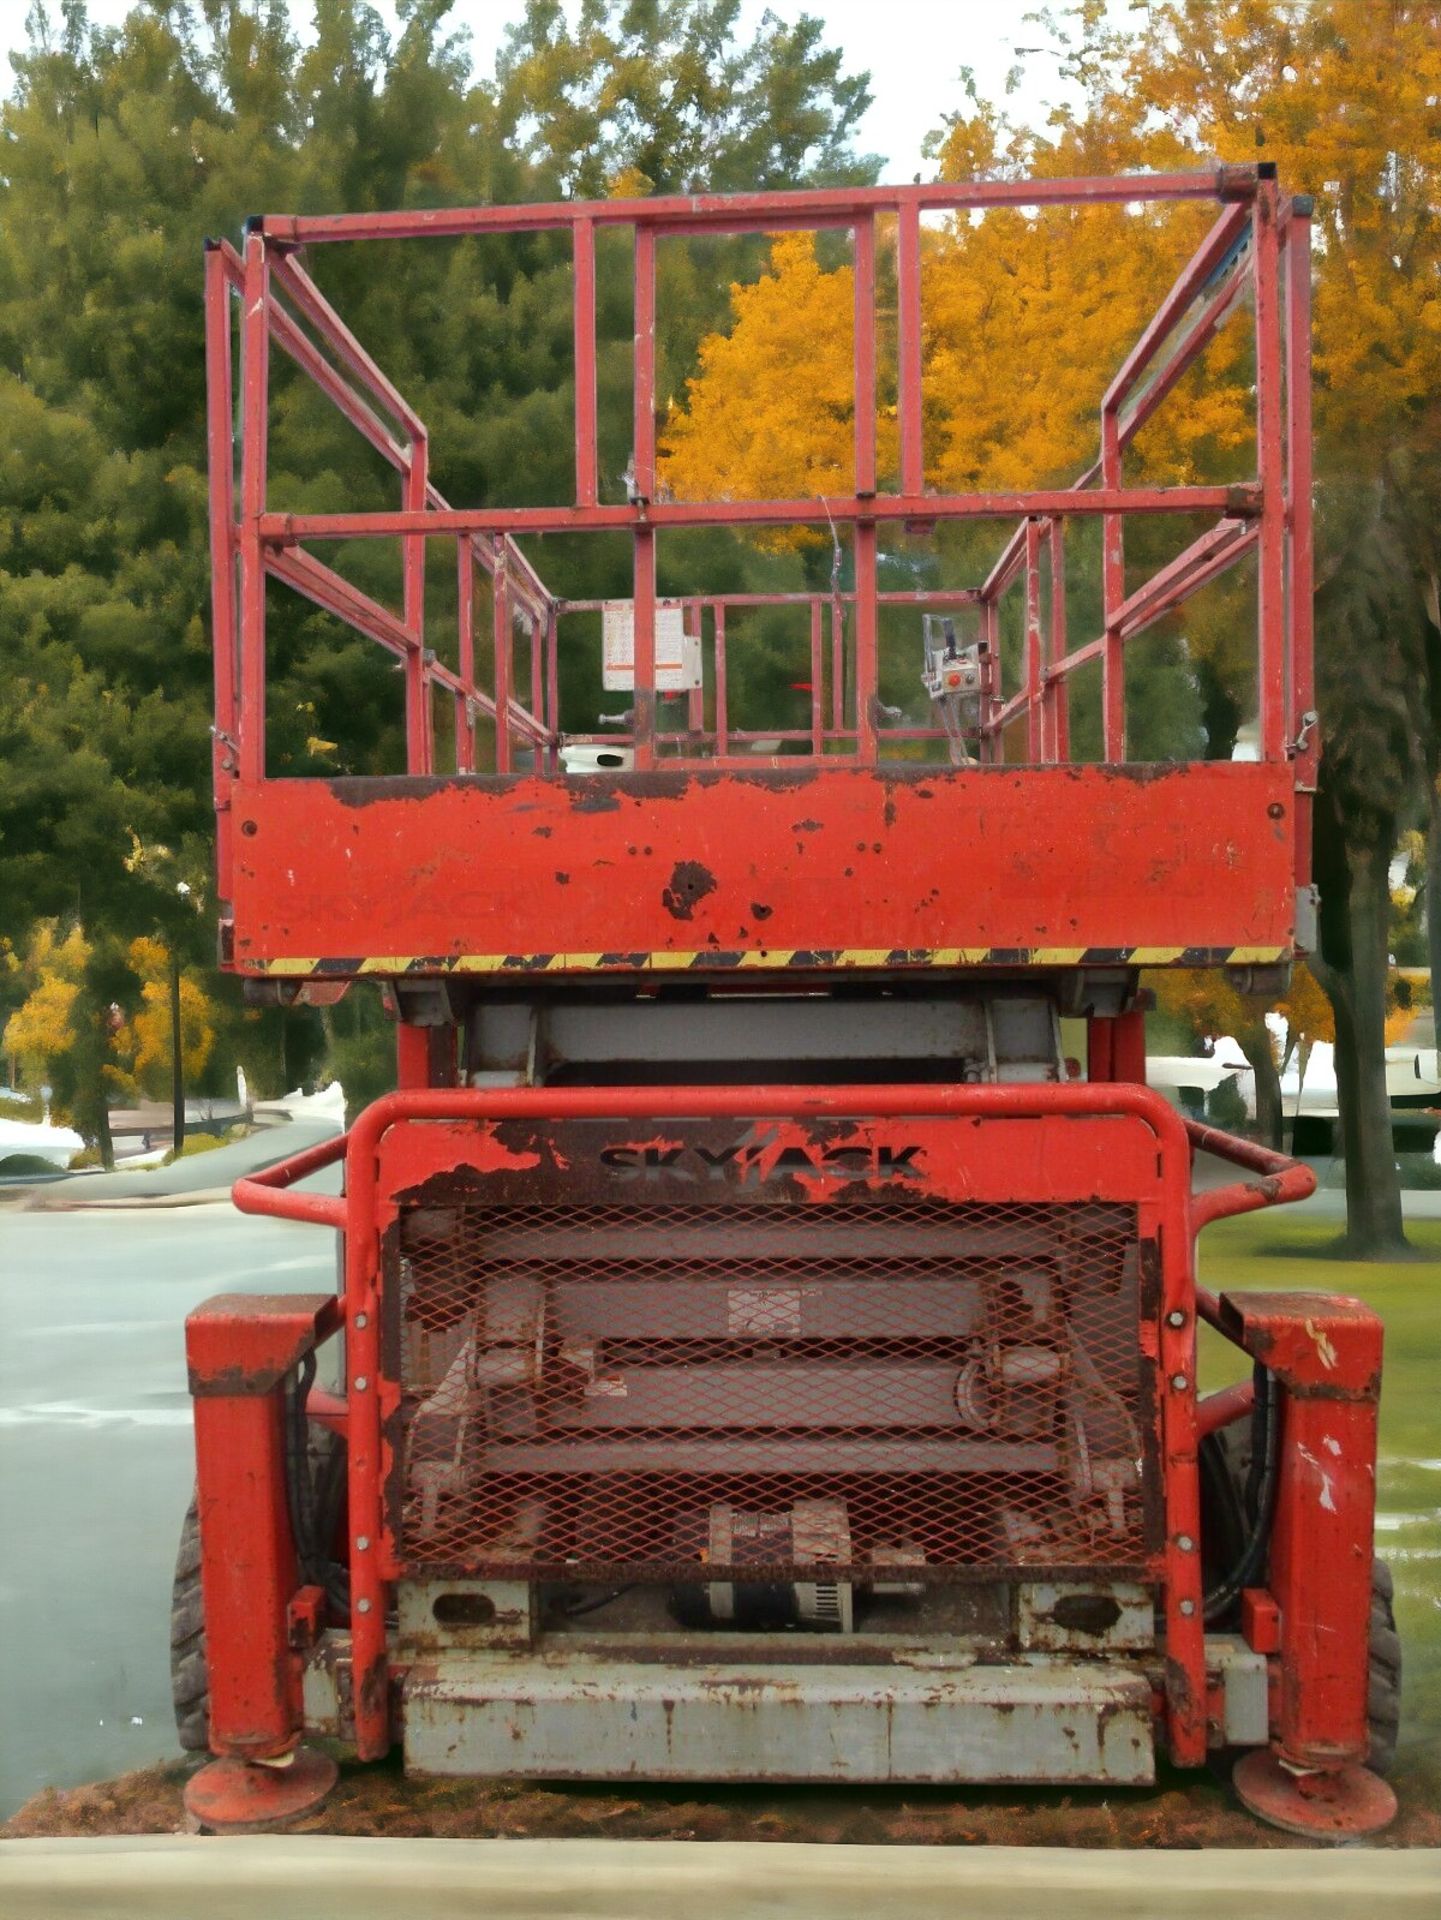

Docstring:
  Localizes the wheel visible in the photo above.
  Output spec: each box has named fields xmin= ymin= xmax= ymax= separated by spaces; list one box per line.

xmin=170 ymin=1493 xmax=209 ymax=1752
xmin=169 ymin=1426 xmax=347 ymax=1754
xmin=1367 ymin=1557 xmax=1402 ymax=1777
xmin=1200 ymin=1416 xmax=1402 ymax=1776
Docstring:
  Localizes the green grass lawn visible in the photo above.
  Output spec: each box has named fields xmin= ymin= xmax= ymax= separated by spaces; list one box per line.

xmin=1196 ymin=1212 xmax=1441 ymax=1782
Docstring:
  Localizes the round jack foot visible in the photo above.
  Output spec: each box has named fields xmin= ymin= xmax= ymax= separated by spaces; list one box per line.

xmin=1233 ymin=1749 xmax=1398 ymax=1841
xmin=184 ymin=1746 xmax=338 ymax=1834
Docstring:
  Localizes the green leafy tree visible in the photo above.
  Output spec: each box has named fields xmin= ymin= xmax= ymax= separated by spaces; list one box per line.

xmin=0 ymin=0 xmax=877 ymax=1129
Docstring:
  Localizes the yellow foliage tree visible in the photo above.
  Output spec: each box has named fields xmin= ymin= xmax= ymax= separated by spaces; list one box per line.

xmin=661 ymin=232 xmax=896 ymax=524
xmin=3 ymin=920 xmax=91 ymax=1092
xmin=660 ymin=119 xmax=1253 ymax=508
xmin=1110 ymin=0 xmax=1441 ymax=464
xmin=114 ymin=934 xmax=217 ymax=1102
xmin=921 ymin=115 xmax=1253 ymax=493
xmin=1150 ymin=966 xmax=1285 ymax=1146
xmin=1275 ymin=961 xmax=1335 ymax=1068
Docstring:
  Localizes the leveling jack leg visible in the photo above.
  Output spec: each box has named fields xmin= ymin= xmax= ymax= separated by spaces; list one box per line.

xmin=1233 ymin=1752 xmax=1397 ymax=1842
xmin=183 ymin=1747 xmax=339 ymax=1835
xmin=1228 ymin=1758 xmax=1396 ymax=1843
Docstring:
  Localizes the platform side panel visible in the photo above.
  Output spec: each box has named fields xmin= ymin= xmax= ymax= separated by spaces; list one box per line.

xmin=228 ymin=762 xmax=1297 ymax=975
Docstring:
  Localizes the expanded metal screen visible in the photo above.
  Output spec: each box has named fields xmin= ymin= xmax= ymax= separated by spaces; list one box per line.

xmin=387 ymin=1194 xmax=1159 ymax=1581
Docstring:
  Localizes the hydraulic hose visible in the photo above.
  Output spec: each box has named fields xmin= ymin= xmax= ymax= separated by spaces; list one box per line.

xmin=1202 ymin=1362 xmax=1279 ymax=1626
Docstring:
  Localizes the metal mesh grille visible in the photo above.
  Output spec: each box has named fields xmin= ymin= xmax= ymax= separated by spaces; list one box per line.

xmin=389 ymin=1196 xmax=1157 ymax=1581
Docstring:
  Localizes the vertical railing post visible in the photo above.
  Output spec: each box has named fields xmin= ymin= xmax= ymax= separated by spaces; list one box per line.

xmin=573 ymin=217 xmax=598 ymax=509
xmin=1254 ymin=181 xmax=1286 ymax=765
xmin=530 ymin=608 xmax=544 ymax=758
xmin=1048 ymin=518 xmax=1070 ymax=762
xmin=403 ymin=435 xmax=430 ymax=774
xmin=632 ymin=223 xmax=657 ymax=769
xmin=1101 ymin=411 xmax=1125 ymax=762
xmin=830 ymin=596 xmax=844 ymax=737
xmin=1284 ymin=196 xmax=1316 ymax=866
xmin=714 ymin=603 xmax=728 ymax=758
xmin=205 ymin=245 xmax=239 ymax=894
xmin=238 ymin=229 xmax=270 ymax=786
xmin=686 ymin=596 xmax=705 ymax=742
xmin=456 ymin=538 xmax=475 ymax=774
xmin=810 ymin=599 xmax=824 ymax=758
xmin=897 ymin=203 xmax=923 ymax=499
xmin=493 ymin=536 xmax=512 ymax=774
xmin=853 ymin=214 xmax=878 ymax=761
xmin=545 ymin=604 xmax=560 ymax=771
xmin=1024 ymin=519 xmax=1044 ymax=763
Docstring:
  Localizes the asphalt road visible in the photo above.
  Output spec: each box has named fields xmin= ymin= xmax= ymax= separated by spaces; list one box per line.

xmin=0 ymin=1202 xmax=337 ymax=1817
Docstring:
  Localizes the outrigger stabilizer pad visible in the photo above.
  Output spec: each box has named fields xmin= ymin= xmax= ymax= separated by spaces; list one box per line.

xmin=183 ymin=1746 xmax=339 ymax=1834
xmin=1233 ymin=1749 xmax=1398 ymax=1841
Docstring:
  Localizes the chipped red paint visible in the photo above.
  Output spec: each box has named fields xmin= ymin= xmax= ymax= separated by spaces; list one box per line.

xmin=185 ymin=1295 xmax=343 ymax=1759
xmin=1214 ymin=1290 xmax=1383 ymax=1769
xmin=214 ymin=1082 xmax=1378 ymax=1789
xmin=207 ymin=176 xmax=1314 ymax=988
xmin=186 ymin=1297 xmax=343 ymax=1758
xmin=190 ymin=178 xmax=1385 ymax=1818
xmin=232 ymin=1081 xmax=1201 ymax=1765
xmin=186 ymin=1293 xmax=342 ymax=1398
xmin=227 ymin=763 xmax=1298 ymax=976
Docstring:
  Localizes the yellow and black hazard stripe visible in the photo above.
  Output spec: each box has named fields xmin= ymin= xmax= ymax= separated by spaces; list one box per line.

xmin=250 ymin=944 xmax=1291 ymax=978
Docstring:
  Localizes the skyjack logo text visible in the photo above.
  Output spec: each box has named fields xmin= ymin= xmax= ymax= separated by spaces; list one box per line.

xmin=597 ymin=1142 xmax=923 ymax=1182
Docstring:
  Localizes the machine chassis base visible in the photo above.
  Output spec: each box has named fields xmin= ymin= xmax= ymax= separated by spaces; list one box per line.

xmin=401 ymin=1653 xmax=1156 ymax=1786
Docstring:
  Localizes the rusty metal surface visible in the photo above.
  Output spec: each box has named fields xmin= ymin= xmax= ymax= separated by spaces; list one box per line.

xmin=186 ymin=1292 xmax=342 ymax=1397
xmin=401 ymin=1655 xmax=1157 ymax=1786
xmin=1214 ymin=1290 xmax=1383 ymax=1399
xmin=388 ymin=1187 xmax=1156 ymax=1586
xmin=313 ymin=1081 xmax=1200 ymax=1769
xmin=229 ymin=763 xmax=1298 ymax=980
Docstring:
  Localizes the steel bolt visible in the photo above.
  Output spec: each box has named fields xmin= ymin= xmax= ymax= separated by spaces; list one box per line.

xmin=354 ymin=1312 xmax=368 ymax=1330
xmin=1166 ymin=1310 xmax=1186 ymax=1329
xmin=1177 ymin=1534 xmax=1195 ymax=1553
xmin=354 ymin=1376 xmax=369 ymax=1392
xmin=356 ymin=1598 xmax=372 ymax=1614
xmin=356 ymin=1536 xmax=371 ymax=1552
xmin=1171 ymin=1373 xmax=1189 ymax=1391
xmin=1179 ymin=1599 xmax=1196 ymax=1617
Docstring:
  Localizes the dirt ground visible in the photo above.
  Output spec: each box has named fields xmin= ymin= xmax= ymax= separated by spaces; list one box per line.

xmin=8 ymin=1756 xmax=1440 ymax=1850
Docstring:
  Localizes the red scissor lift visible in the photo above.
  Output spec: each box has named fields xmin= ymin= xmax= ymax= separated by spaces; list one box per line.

xmin=181 ymin=166 xmax=1398 ymax=1838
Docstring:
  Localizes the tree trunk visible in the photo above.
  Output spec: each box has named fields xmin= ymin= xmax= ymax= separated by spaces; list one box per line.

xmin=1239 ymin=1022 xmax=1284 ymax=1151
xmin=76 ymin=994 xmax=115 ymax=1174
xmin=169 ymin=947 xmax=185 ymax=1155
xmin=1427 ymin=776 xmax=1441 ymax=1080
xmin=1315 ymin=836 xmax=1408 ymax=1256
xmin=94 ymin=1071 xmax=114 ymax=1173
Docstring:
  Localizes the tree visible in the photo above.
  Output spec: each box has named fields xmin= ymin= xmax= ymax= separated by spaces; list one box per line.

xmin=658 ymin=106 xmax=1248 ymax=751
xmin=2 ymin=918 xmax=138 ymax=1168
xmin=115 ymin=934 xmax=218 ymax=1103
xmin=1275 ymin=960 xmax=1334 ymax=1088
xmin=1151 ymin=968 xmax=1285 ymax=1151
xmin=1080 ymin=0 xmax=1441 ymax=1250
xmin=0 ymin=1 xmax=879 ymax=1125
xmin=3 ymin=921 xmax=89 ymax=1094
xmin=661 ymin=231 xmax=887 ymax=517
xmin=495 ymin=0 xmax=877 ymax=199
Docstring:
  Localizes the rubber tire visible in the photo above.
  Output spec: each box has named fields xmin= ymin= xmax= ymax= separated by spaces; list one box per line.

xmin=169 ymin=1429 xmax=348 ymax=1754
xmin=170 ymin=1492 xmax=209 ymax=1752
xmin=1198 ymin=1416 xmax=1255 ymax=1621
xmin=1199 ymin=1418 xmax=1402 ymax=1777
xmin=1367 ymin=1558 xmax=1402 ymax=1777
